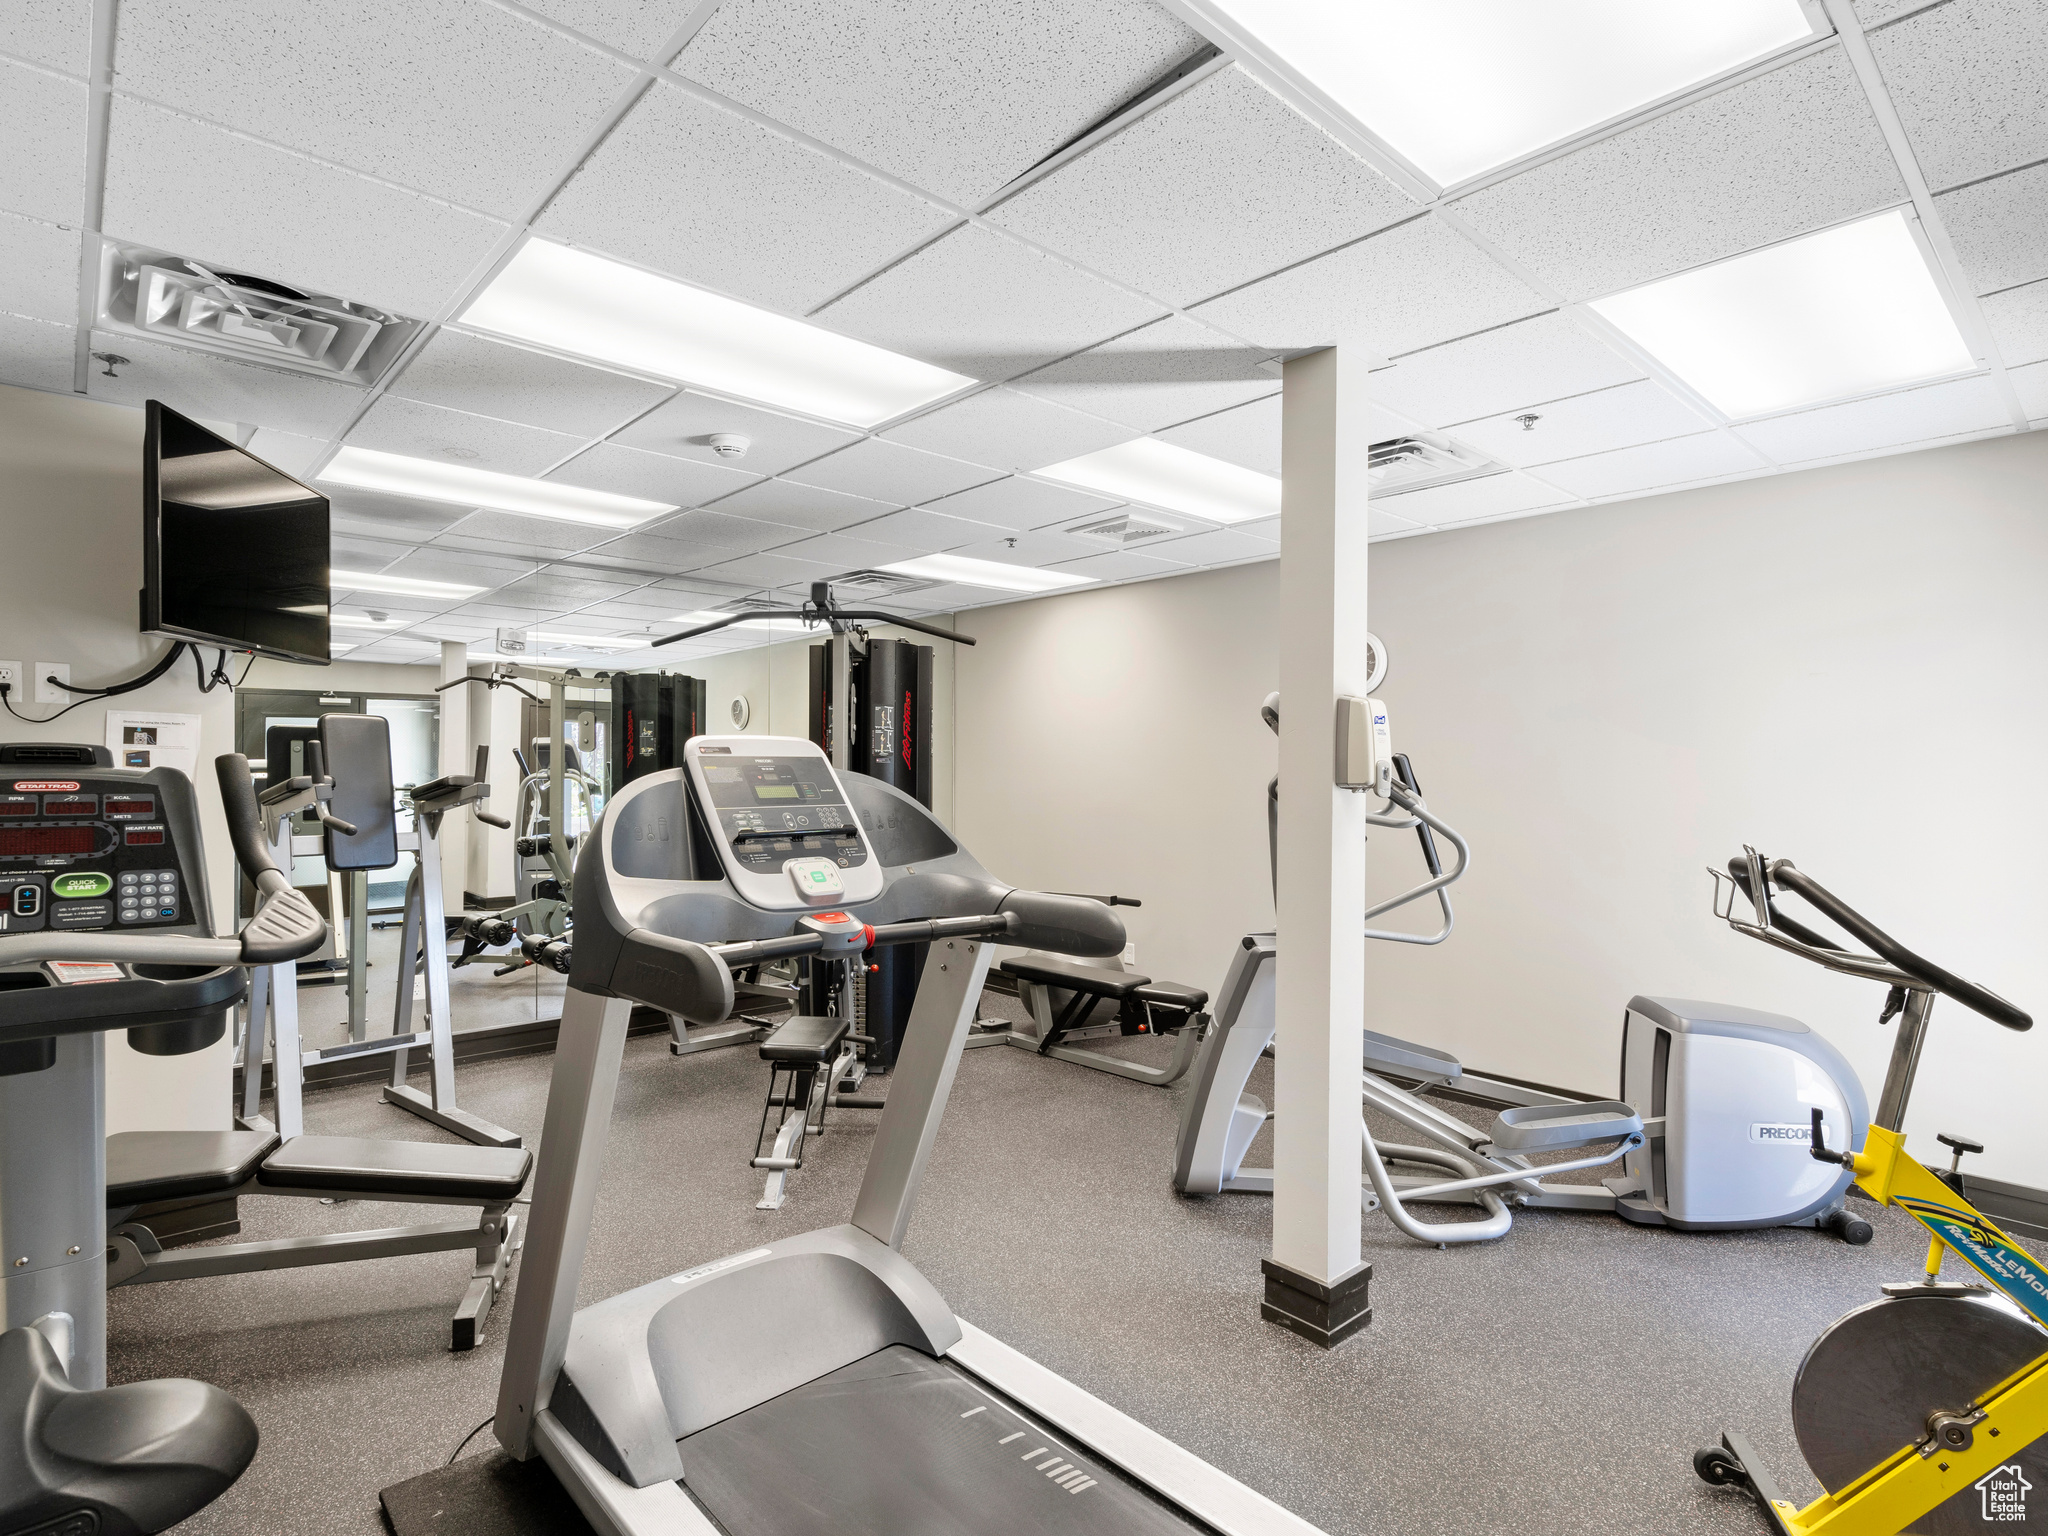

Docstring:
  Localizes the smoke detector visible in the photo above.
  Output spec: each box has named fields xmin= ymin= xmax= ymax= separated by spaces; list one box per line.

xmin=1063 ymin=509 xmax=1185 ymax=546
xmin=1368 ymin=432 xmax=1506 ymax=496
xmin=95 ymin=241 xmax=422 ymax=385
xmin=706 ymin=433 xmax=751 ymax=460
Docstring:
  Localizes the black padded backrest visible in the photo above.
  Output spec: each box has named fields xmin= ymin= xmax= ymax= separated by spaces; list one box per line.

xmin=318 ymin=714 xmax=398 ymax=870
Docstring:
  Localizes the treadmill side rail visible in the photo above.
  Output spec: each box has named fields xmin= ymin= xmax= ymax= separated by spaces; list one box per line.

xmin=533 ymin=1411 xmax=719 ymax=1536
xmin=950 ymin=1320 xmax=1327 ymax=1536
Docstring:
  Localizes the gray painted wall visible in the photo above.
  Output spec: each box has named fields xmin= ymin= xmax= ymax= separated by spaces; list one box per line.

xmin=955 ymin=430 xmax=2048 ymax=1185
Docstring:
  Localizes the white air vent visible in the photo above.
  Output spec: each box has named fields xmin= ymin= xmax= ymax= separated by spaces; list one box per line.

xmin=96 ymin=241 xmax=422 ymax=385
xmin=1063 ymin=510 xmax=1185 ymax=545
xmin=828 ymin=569 xmax=940 ymax=598
xmin=1368 ymin=432 xmax=1505 ymax=495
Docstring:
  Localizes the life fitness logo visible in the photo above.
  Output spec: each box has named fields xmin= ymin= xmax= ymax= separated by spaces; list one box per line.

xmin=12 ymin=781 xmax=79 ymax=793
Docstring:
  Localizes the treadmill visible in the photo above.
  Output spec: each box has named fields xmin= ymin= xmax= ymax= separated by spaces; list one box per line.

xmin=492 ymin=734 xmax=1323 ymax=1536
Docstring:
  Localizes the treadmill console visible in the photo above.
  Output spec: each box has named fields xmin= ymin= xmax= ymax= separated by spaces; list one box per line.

xmin=683 ymin=736 xmax=883 ymax=911
xmin=0 ymin=768 xmax=201 ymax=934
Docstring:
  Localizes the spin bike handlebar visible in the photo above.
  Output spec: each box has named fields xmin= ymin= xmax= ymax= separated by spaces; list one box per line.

xmin=1717 ymin=852 xmax=2030 ymax=1032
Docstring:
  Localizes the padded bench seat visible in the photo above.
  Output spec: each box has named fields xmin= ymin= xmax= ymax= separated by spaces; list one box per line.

xmin=106 ymin=1130 xmax=282 ymax=1207
xmin=256 ymin=1136 xmax=532 ymax=1203
xmin=999 ymin=955 xmax=1151 ymax=998
xmin=760 ymin=1015 xmax=850 ymax=1065
xmin=1132 ymin=980 xmax=1209 ymax=1013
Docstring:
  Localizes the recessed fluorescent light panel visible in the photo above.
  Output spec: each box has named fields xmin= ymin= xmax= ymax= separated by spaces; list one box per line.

xmin=1036 ymin=439 xmax=1280 ymax=525
xmin=330 ymin=570 xmax=483 ymax=598
xmin=320 ymin=446 xmax=670 ymax=529
xmin=1589 ymin=210 xmax=1977 ymax=418
xmin=1207 ymin=0 xmax=1818 ymax=186
xmin=879 ymin=554 xmax=1095 ymax=593
xmin=460 ymin=240 xmax=974 ymax=428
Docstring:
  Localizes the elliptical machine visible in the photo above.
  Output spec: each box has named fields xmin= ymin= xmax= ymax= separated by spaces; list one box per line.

xmin=1694 ymin=847 xmax=2039 ymax=1535
xmin=0 ymin=744 xmax=327 ymax=1535
xmin=1175 ymin=695 xmax=1874 ymax=1245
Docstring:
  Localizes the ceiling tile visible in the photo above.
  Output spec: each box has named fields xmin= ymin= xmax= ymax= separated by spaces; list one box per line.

xmin=328 ymin=532 xmax=415 ymax=567
xmin=1534 ymin=430 xmax=1768 ymax=499
xmin=1373 ymin=472 xmax=1576 ymax=526
xmin=838 ymin=506 xmax=1000 ymax=552
xmin=2010 ymin=359 xmax=2048 ymax=419
xmin=690 ymin=550 xmax=840 ymax=591
xmin=537 ymin=79 xmax=954 ymax=313
xmin=113 ymin=0 xmax=633 ymax=218
xmin=384 ymin=546 xmax=542 ymax=582
xmin=1154 ymin=396 xmax=1284 ymax=476
xmin=1453 ymin=50 xmax=1904 ymax=301
xmin=812 ymin=222 xmax=1163 ymax=382
xmin=85 ymin=329 xmax=364 ymax=435
xmin=879 ymin=386 xmax=1131 ymax=471
xmin=1012 ymin=315 xmax=1278 ymax=433
xmin=491 ymin=571 xmax=638 ymax=607
xmin=1854 ymin=0 xmax=1943 ymax=23
xmin=672 ymin=0 xmax=1199 ymax=205
xmin=1368 ymin=509 xmax=1429 ymax=538
xmin=1733 ymin=374 xmax=2012 ymax=462
xmin=575 ymin=596 xmax=701 ymax=622
xmin=1365 ymin=312 xmax=1641 ymax=428
xmin=348 ymin=394 xmax=582 ymax=475
xmin=570 ymin=530 xmax=717 ymax=573
xmin=388 ymin=327 xmax=671 ymax=437
xmin=949 ymin=527 xmax=1104 ymax=566
xmin=882 ymin=583 xmax=987 ymax=615
xmin=430 ymin=509 xmax=608 ymax=561
xmin=103 ymin=95 xmax=508 ymax=318
xmin=1869 ymin=0 xmax=2048 ymax=190
xmin=446 ymin=602 xmax=562 ymax=624
xmin=1047 ymin=549 xmax=1189 ymax=583
xmin=1937 ymin=163 xmax=2048 ymax=295
xmin=546 ymin=440 xmax=758 ymax=509
xmin=325 ymin=485 xmax=469 ymax=540
xmin=610 ymin=390 xmax=858 ymax=477
xmin=707 ymin=476 xmax=889 ymax=533
xmin=0 ymin=211 xmax=76 ymax=325
xmin=1982 ymin=280 xmax=2048 ymax=368
xmin=987 ymin=66 xmax=1415 ymax=307
xmin=1230 ymin=516 xmax=1280 ymax=542
xmin=1144 ymin=527 xmax=1278 ymax=567
xmin=925 ymin=474 xmax=1117 ymax=531
xmin=770 ymin=531 xmax=921 ymax=570
xmin=1 ymin=0 xmax=91 ymax=73
xmin=245 ymin=427 xmax=325 ymax=478
xmin=642 ymin=508 xmax=808 ymax=558
xmin=521 ymin=0 xmax=695 ymax=58
xmin=1193 ymin=215 xmax=1552 ymax=358
xmin=1 ymin=59 xmax=87 ymax=225
xmin=0 ymin=312 xmax=76 ymax=392
xmin=1451 ymin=380 xmax=1717 ymax=468
xmin=783 ymin=436 xmax=997 ymax=504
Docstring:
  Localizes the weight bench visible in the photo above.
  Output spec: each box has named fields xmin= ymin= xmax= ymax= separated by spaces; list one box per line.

xmin=749 ymin=1015 xmax=853 ymax=1211
xmin=105 ymin=1128 xmax=531 ymax=1350
xmin=989 ymin=952 xmax=1210 ymax=1087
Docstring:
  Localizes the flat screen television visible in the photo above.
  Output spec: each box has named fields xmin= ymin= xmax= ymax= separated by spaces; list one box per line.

xmin=142 ymin=399 xmax=330 ymax=664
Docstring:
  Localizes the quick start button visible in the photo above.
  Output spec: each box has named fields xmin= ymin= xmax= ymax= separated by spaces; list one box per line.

xmin=50 ymin=872 xmax=112 ymax=900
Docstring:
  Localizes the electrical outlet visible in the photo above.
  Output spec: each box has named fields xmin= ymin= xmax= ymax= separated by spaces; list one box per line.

xmin=0 ymin=662 xmax=19 ymax=696
xmin=33 ymin=663 xmax=69 ymax=706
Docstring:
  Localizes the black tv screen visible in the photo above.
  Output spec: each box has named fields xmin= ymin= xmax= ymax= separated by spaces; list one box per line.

xmin=143 ymin=400 xmax=330 ymax=663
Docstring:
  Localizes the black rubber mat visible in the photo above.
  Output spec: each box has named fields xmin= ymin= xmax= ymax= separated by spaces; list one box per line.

xmin=380 ymin=1449 xmax=593 ymax=1536
xmin=679 ymin=1345 xmax=1217 ymax=1536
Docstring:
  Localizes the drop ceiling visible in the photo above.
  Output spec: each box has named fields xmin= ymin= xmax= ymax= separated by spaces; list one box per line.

xmin=0 ymin=0 xmax=2039 ymax=669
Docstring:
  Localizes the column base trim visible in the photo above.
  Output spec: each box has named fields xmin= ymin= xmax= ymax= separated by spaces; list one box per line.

xmin=1260 ymin=1256 xmax=1372 ymax=1348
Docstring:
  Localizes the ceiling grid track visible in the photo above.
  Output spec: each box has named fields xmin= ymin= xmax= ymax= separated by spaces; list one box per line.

xmin=67 ymin=0 xmax=120 ymax=394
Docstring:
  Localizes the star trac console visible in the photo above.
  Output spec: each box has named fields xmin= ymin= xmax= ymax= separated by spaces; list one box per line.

xmin=0 ymin=753 xmax=210 ymax=937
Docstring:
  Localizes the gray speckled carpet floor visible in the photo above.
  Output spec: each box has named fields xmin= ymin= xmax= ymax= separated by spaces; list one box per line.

xmin=112 ymin=993 xmax=1930 ymax=1536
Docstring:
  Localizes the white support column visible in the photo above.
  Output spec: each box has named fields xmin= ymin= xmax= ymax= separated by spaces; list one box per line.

xmin=1265 ymin=346 xmax=1374 ymax=1347
xmin=438 ymin=641 xmax=471 ymax=906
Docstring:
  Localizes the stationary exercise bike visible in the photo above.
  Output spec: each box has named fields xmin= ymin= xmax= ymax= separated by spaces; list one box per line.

xmin=1694 ymin=848 xmax=2040 ymax=1535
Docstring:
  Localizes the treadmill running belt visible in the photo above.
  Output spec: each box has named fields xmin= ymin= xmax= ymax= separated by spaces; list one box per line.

xmin=677 ymin=1346 xmax=1216 ymax=1536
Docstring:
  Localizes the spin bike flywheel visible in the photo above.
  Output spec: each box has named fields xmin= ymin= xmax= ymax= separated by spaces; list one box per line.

xmin=1793 ymin=1288 xmax=2048 ymax=1534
